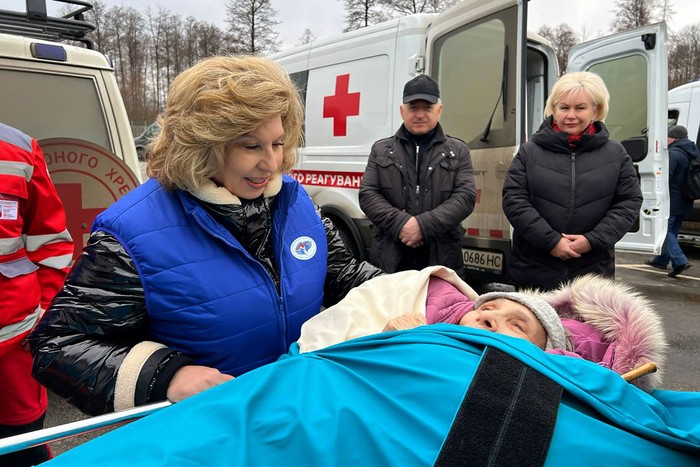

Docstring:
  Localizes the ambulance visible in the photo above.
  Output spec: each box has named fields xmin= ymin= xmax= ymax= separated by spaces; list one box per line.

xmin=277 ymin=0 xmax=669 ymax=287
xmin=669 ymin=80 xmax=700 ymax=146
xmin=668 ymin=80 xmax=700 ymax=243
xmin=0 ymin=0 xmax=142 ymax=260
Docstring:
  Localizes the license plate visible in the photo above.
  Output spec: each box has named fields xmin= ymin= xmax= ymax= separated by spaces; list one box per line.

xmin=462 ymin=248 xmax=504 ymax=274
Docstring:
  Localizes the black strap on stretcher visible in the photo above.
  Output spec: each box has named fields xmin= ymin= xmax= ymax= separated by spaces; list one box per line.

xmin=434 ymin=347 xmax=563 ymax=467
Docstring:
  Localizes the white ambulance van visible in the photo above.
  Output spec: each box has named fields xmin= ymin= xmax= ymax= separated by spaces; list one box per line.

xmin=668 ymin=80 xmax=700 ymax=243
xmin=0 ymin=0 xmax=141 ymax=261
xmin=274 ymin=0 xmax=669 ymax=287
xmin=669 ymin=80 xmax=700 ymax=146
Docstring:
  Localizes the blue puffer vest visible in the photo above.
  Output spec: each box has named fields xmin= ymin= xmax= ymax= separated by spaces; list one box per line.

xmin=92 ymin=176 xmax=327 ymax=376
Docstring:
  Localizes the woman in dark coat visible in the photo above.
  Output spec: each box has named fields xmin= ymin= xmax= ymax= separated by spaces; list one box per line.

xmin=503 ymin=71 xmax=642 ymax=291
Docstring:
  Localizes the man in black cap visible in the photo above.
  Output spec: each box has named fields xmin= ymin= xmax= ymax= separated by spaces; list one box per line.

xmin=645 ymin=125 xmax=698 ymax=277
xmin=359 ymin=74 xmax=476 ymax=276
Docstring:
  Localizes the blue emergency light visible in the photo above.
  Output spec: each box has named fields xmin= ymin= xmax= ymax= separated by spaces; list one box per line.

xmin=30 ymin=42 xmax=67 ymax=61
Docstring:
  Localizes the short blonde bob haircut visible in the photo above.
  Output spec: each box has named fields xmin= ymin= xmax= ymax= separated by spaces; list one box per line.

xmin=147 ymin=55 xmax=304 ymax=191
xmin=544 ymin=71 xmax=610 ymax=122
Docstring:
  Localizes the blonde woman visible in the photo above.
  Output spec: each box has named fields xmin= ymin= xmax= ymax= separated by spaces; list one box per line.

xmin=29 ymin=56 xmax=381 ymax=416
xmin=503 ymin=71 xmax=642 ymax=291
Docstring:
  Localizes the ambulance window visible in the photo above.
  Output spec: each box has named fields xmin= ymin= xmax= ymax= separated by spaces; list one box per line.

xmin=667 ymin=109 xmax=678 ymax=127
xmin=290 ymin=70 xmax=309 ymax=107
xmin=431 ymin=7 xmax=517 ymax=150
xmin=289 ymin=70 xmax=309 ymax=145
xmin=526 ymin=48 xmax=550 ymax=140
xmin=0 ymin=69 xmax=111 ymax=150
xmin=588 ymin=55 xmax=647 ymax=143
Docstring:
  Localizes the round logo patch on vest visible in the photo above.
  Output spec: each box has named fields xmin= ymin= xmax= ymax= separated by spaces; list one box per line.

xmin=290 ymin=236 xmax=317 ymax=260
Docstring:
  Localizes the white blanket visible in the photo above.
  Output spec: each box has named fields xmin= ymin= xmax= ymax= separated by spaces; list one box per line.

xmin=297 ymin=266 xmax=478 ymax=353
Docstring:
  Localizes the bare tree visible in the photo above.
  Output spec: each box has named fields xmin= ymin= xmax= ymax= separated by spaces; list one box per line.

xmin=97 ymin=6 xmax=150 ymax=123
xmin=537 ymin=23 xmax=580 ymax=75
xmin=668 ymin=24 xmax=700 ymax=89
xmin=145 ymin=7 xmax=167 ymax=114
xmin=611 ymin=0 xmax=659 ymax=32
xmin=195 ymin=22 xmax=228 ymax=57
xmin=183 ymin=17 xmax=201 ymax=68
xmin=78 ymin=3 xmax=233 ymax=126
xmin=225 ymin=0 xmax=281 ymax=55
xmin=82 ymin=0 xmax=109 ymax=51
xmin=343 ymin=0 xmax=388 ymax=32
xmin=180 ymin=18 xmax=230 ymax=67
xmin=297 ymin=28 xmax=317 ymax=46
xmin=379 ymin=0 xmax=459 ymax=15
xmin=658 ymin=0 xmax=676 ymax=24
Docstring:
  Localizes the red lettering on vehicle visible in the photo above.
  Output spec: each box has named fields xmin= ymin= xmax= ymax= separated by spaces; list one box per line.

xmin=291 ymin=170 xmax=363 ymax=189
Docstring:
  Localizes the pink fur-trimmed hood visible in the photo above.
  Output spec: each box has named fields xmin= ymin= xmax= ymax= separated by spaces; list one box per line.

xmin=530 ymin=274 xmax=667 ymax=391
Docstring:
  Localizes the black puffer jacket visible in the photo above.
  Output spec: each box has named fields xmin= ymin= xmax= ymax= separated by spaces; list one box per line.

xmin=29 ymin=199 xmax=380 ymax=416
xmin=359 ymin=123 xmax=476 ymax=274
xmin=503 ymin=118 xmax=642 ymax=290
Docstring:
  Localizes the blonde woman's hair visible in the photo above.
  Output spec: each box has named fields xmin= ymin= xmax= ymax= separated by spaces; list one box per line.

xmin=147 ymin=55 xmax=304 ymax=191
xmin=544 ymin=71 xmax=610 ymax=122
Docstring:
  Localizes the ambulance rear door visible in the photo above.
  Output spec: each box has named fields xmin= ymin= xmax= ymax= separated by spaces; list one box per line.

xmin=423 ymin=0 xmax=526 ymax=284
xmin=567 ymin=23 xmax=669 ymax=254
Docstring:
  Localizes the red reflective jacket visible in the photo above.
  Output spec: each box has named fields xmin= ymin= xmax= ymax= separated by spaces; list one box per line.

xmin=0 ymin=123 xmax=72 ymax=356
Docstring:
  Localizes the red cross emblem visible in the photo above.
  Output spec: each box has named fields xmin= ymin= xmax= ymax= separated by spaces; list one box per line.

xmin=323 ymin=74 xmax=360 ymax=137
xmin=56 ymin=183 xmax=105 ymax=261
xmin=40 ymin=137 xmax=141 ymax=263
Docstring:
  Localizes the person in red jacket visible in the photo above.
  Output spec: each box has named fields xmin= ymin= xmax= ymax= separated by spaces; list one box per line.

xmin=0 ymin=122 xmax=73 ymax=466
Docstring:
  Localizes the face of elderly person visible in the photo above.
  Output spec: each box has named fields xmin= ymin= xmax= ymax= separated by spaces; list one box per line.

xmin=213 ymin=116 xmax=285 ymax=200
xmin=553 ymin=90 xmax=599 ymax=135
xmin=458 ymin=298 xmax=548 ymax=349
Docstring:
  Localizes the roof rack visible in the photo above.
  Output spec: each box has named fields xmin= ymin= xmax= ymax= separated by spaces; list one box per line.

xmin=0 ymin=0 xmax=96 ymax=49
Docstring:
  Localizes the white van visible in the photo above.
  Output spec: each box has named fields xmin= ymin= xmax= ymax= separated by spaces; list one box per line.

xmin=668 ymin=80 xmax=700 ymax=243
xmin=0 ymin=1 xmax=141 ymax=260
xmin=669 ymin=80 xmax=700 ymax=145
xmin=273 ymin=0 xmax=669 ymax=286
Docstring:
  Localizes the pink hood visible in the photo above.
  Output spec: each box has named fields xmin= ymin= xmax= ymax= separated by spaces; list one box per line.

xmin=530 ymin=274 xmax=667 ymax=391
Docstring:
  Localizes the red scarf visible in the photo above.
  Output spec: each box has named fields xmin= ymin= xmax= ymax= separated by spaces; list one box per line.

xmin=552 ymin=121 xmax=596 ymax=148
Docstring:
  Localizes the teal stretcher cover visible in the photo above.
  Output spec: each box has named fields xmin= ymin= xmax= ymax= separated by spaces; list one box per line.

xmin=45 ymin=326 xmax=700 ymax=466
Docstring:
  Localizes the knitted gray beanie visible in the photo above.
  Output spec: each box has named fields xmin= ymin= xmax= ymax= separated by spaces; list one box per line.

xmin=474 ymin=292 xmax=569 ymax=350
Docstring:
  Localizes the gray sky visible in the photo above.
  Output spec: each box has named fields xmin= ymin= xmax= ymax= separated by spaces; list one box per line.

xmin=7 ymin=0 xmax=700 ymax=49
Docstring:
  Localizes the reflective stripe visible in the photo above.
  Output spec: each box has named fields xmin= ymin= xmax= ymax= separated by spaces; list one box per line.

xmin=0 ymin=237 xmax=24 ymax=256
xmin=38 ymin=253 xmax=72 ymax=269
xmin=0 ymin=123 xmax=33 ymax=151
xmin=0 ymin=160 xmax=33 ymax=181
xmin=0 ymin=256 xmax=38 ymax=278
xmin=0 ymin=307 xmax=40 ymax=343
xmin=25 ymin=229 xmax=72 ymax=251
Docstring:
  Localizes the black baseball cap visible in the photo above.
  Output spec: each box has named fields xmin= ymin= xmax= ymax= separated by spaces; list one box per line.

xmin=402 ymin=74 xmax=440 ymax=104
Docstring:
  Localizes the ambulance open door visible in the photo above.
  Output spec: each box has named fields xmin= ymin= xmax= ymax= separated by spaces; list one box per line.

xmin=567 ymin=23 xmax=669 ymax=254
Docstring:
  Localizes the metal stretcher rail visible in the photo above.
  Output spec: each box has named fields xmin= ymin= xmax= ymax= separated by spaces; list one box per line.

xmin=0 ymin=401 xmax=172 ymax=456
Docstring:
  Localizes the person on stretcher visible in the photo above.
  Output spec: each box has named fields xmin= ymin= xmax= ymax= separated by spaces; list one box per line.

xmin=298 ymin=266 xmax=666 ymax=390
xmin=382 ymin=279 xmax=569 ymax=351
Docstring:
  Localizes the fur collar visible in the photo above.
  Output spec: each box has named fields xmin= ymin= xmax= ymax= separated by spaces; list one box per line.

xmin=529 ymin=274 xmax=667 ymax=391
xmin=189 ymin=174 xmax=283 ymax=205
